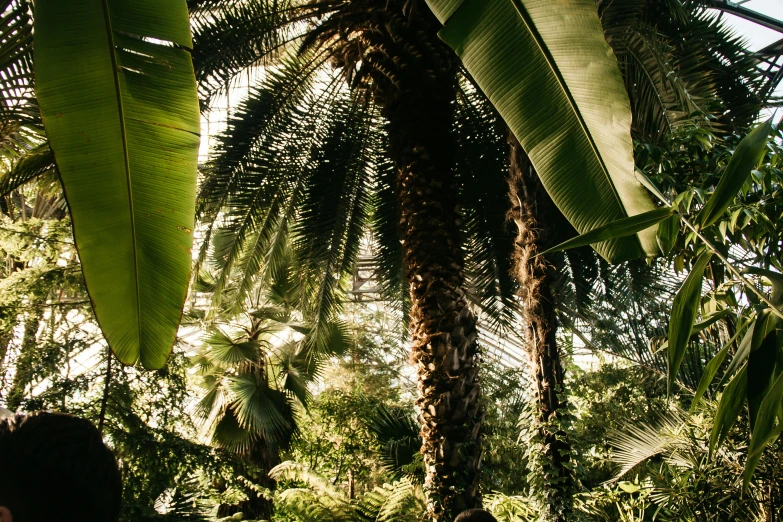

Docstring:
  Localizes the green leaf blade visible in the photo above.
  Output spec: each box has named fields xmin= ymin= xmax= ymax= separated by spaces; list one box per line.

xmin=434 ymin=0 xmax=659 ymax=263
xmin=34 ymin=0 xmax=200 ymax=369
xmin=540 ymin=207 xmax=675 ymax=256
xmin=656 ymin=214 xmax=680 ymax=256
xmin=690 ymin=321 xmax=746 ymax=412
xmin=747 ymin=311 xmax=778 ymax=429
xmin=698 ymin=118 xmax=772 ymax=229
xmin=667 ymin=251 xmax=712 ymax=394
xmin=710 ymin=366 xmax=747 ymax=457
xmin=744 ymin=371 xmax=783 ymax=490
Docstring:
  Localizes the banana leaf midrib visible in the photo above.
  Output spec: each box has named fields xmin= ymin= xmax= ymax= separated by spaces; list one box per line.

xmin=100 ymin=0 xmax=142 ymax=352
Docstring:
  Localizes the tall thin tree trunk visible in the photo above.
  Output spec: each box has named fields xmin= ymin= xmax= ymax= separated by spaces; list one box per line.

xmin=0 ymin=328 xmax=13 ymax=388
xmin=6 ymin=307 xmax=43 ymax=411
xmin=507 ymin=133 xmax=575 ymax=521
xmin=98 ymin=345 xmax=112 ymax=434
xmin=369 ymin=6 xmax=484 ymax=519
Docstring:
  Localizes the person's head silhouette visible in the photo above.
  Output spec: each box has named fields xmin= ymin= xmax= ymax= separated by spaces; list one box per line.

xmin=0 ymin=412 xmax=122 ymax=522
xmin=454 ymin=508 xmax=498 ymax=521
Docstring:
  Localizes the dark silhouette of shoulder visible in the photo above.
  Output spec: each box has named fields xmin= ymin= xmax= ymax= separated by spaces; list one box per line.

xmin=0 ymin=412 xmax=122 ymax=522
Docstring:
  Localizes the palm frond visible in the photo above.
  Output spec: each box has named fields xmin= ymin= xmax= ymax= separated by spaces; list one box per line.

xmin=454 ymin=77 xmax=518 ymax=333
xmin=205 ymin=326 xmax=261 ymax=365
xmin=364 ymin=403 xmax=423 ymax=482
xmin=556 ymin=256 xmax=724 ymax=391
xmin=197 ymin=55 xmax=339 ymax=307
xmin=599 ymin=0 xmax=763 ymax=134
xmin=292 ymin=92 xmax=379 ymax=331
xmin=211 ymin=406 xmax=255 ymax=453
xmin=228 ymin=373 xmax=296 ymax=443
xmin=370 ymin=145 xmax=409 ymax=321
xmin=271 ymin=339 xmax=314 ymax=407
xmin=608 ymin=408 xmax=688 ymax=482
xmin=190 ymin=0 xmax=298 ymax=107
xmin=0 ymin=0 xmax=36 ymax=122
xmin=0 ymin=141 xmax=54 ymax=196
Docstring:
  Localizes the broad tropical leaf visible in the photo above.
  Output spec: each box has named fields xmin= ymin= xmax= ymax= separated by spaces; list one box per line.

xmin=427 ymin=0 xmax=659 ymax=262
xmin=34 ymin=0 xmax=200 ymax=368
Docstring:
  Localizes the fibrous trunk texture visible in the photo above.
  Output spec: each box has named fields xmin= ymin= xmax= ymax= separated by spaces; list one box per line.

xmin=367 ymin=6 xmax=484 ymax=520
xmin=217 ymin=437 xmax=279 ymax=520
xmin=242 ymin=436 xmax=280 ymax=519
xmin=507 ymin=133 xmax=574 ymax=521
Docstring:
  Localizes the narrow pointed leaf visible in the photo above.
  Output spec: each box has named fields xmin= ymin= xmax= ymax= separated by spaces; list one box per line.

xmin=657 ymin=214 xmax=680 ymax=256
xmin=698 ymin=118 xmax=772 ymax=228
xmin=744 ymin=371 xmax=783 ymax=490
xmin=667 ymin=252 xmax=712 ymax=393
xmin=717 ymin=316 xmax=769 ymax=389
xmin=34 ymin=0 xmax=200 ymax=368
xmin=691 ymin=321 xmax=746 ymax=412
xmin=747 ymin=311 xmax=779 ymax=429
xmin=710 ymin=366 xmax=747 ymax=457
xmin=691 ymin=309 xmax=734 ymax=336
xmin=540 ymin=207 xmax=675 ymax=257
xmin=744 ymin=267 xmax=783 ymax=309
xmin=429 ymin=0 xmax=659 ymax=262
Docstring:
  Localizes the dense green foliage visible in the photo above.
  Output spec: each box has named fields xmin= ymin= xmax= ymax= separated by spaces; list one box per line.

xmin=2 ymin=0 xmax=783 ymax=520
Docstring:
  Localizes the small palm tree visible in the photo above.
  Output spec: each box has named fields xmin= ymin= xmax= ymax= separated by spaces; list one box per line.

xmin=190 ymin=251 xmax=349 ymax=519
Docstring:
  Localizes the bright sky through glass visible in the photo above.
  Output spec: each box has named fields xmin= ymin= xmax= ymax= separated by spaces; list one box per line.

xmin=715 ymin=1 xmax=783 ymax=117
xmin=198 ymin=2 xmax=783 ymax=160
xmin=717 ymin=0 xmax=783 ymax=51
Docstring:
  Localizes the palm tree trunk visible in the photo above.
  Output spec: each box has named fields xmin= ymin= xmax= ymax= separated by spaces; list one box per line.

xmin=217 ymin=437 xmax=279 ymax=520
xmin=241 ymin=436 xmax=280 ymax=520
xmin=372 ymin=7 xmax=484 ymax=520
xmin=507 ymin=133 xmax=575 ymax=521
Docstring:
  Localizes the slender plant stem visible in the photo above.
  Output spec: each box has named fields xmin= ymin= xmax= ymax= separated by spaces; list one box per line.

xmin=98 ymin=345 xmax=112 ymax=435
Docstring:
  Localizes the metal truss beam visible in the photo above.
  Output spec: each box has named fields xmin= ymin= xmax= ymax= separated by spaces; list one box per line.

xmin=711 ymin=1 xmax=783 ymax=33
xmin=710 ymin=1 xmax=783 ymax=100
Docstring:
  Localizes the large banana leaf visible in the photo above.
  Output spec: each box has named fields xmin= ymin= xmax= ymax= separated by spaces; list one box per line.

xmin=34 ymin=0 xmax=200 ymax=368
xmin=425 ymin=0 xmax=658 ymax=263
